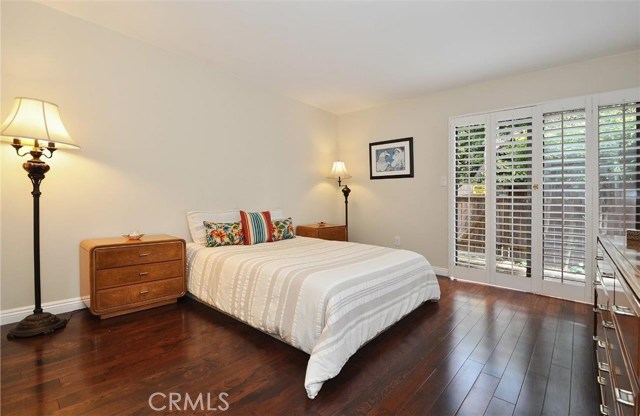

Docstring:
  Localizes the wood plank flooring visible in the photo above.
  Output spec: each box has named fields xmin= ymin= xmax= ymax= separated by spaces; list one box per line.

xmin=1 ymin=277 xmax=598 ymax=415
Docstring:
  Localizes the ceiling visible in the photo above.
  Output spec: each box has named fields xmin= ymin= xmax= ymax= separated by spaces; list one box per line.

xmin=39 ymin=1 xmax=640 ymax=115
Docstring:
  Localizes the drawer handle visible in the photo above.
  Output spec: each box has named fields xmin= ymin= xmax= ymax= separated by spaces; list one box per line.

xmin=596 ymin=255 xmax=604 ymax=261
xmin=614 ymin=387 xmax=634 ymax=406
xmin=599 ymin=404 xmax=610 ymax=416
xmin=602 ymin=320 xmax=615 ymax=329
xmin=596 ymin=304 xmax=609 ymax=312
xmin=597 ymin=376 xmax=606 ymax=386
xmin=139 ymin=272 xmax=149 ymax=276
xmin=593 ymin=279 xmax=602 ymax=286
xmin=598 ymin=362 xmax=610 ymax=373
xmin=139 ymin=290 xmax=150 ymax=295
xmin=593 ymin=335 xmax=607 ymax=348
xmin=612 ymin=305 xmax=636 ymax=317
xmin=139 ymin=253 xmax=150 ymax=257
xmin=601 ymin=272 xmax=614 ymax=279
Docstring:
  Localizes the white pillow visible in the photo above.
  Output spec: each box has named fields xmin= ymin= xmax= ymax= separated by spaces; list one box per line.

xmin=269 ymin=208 xmax=284 ymax=221
xmin=186 ymin=208 xmax=286 ymax=245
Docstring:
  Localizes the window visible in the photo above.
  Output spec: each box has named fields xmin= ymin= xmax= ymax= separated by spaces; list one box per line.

xmin=494 ymin=115 xmax=533 ymax=277
xmin=542 ymin=109 xmax=587 ymax=283
xmin=454 ymin=123 xmax=486 ymax=270
xmin=598 ymin=101 xmax=640 ymax=236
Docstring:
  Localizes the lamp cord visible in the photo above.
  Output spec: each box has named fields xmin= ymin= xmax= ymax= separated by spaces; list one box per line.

xmin=64 ymin=309 xmax=84 ymax=323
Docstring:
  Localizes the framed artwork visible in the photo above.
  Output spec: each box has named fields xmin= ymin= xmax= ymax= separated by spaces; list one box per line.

xmin=369 ymin=137 xmax=414 ymax=179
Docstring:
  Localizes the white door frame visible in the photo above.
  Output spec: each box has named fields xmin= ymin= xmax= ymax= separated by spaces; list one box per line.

xmin=537 ymin=97 xmax=592 ymax=302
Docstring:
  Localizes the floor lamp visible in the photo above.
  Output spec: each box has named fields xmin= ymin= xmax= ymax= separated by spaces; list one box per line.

xmin=328 ymin=161 xmax=351 ymax=241
xmin=1 ymin=97 xmax=79 ymax=339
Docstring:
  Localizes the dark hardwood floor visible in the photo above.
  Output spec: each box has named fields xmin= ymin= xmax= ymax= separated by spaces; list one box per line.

xmin=1 ymin=277 xmax=598 ymax=415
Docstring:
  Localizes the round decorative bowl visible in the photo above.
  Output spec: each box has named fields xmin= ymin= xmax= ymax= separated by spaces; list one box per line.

xmin=123 ymin=233 xmax=144 ymax=240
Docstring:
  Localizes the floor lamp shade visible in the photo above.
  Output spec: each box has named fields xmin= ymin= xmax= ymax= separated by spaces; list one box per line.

xmin=1 ymin=97 xmax=79 ymax=339
xmin=1 ymin=97 xmax=78 ymax=148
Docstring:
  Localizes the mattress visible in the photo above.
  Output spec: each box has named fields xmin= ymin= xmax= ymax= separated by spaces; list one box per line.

xmin=187 ymin=236 xmax=440 ymax=399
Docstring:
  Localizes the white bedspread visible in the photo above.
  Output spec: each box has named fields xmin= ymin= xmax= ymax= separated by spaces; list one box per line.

xmin=187 ymin=237 xmax=440 ymax=399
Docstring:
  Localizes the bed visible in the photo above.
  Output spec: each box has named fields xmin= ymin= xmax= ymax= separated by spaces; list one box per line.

xmin=186 ymin=234 xmax=440 ymax=399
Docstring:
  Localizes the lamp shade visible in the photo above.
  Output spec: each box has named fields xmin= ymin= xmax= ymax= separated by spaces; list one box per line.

xmin=1 ymin=97 xmax=78 ymax=149
xmin=328 ymin=161 xmax=352 ymax=180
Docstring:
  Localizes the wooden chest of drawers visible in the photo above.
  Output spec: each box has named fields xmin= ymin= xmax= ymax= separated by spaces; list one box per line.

xmin=296 ymin=224 xmax=347 ymax=241
xmin=594 ymin=235 xmax=640 ymax=416
xmin=80 ymin=235 xmax=186 ymax=319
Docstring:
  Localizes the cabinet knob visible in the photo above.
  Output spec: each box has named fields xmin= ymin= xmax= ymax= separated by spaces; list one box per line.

xmin=139 ymin=290 xmax=150 ymax=295
xmin=139 ymin=272 xmax=149 ymax=276
xmin=602 ymin=320 xmax=615 ymax=329
xmin=139 ymin=253 xmax=150 ymax=257
xmin=598 ymin=361 xmax=610 ymax=373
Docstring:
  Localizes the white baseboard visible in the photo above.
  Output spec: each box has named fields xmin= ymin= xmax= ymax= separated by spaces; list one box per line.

xmin=1 ymin=297 xmax=88 ymax=325
xmin=432 ymin=266 xmax=449 ymax=277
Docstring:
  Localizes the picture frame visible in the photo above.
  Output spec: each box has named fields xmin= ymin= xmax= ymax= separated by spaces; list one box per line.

xmin=369 ymin=137 xmax=414 ymax=179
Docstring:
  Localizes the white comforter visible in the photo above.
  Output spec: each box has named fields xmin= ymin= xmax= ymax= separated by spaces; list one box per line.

xmin=187 ymin=237 xmax=440 ymax=399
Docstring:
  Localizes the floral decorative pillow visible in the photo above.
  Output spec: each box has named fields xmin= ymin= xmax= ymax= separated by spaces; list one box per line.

xmin=203 ymin=221 xmax=244 ymax=247
xmin=272 ymin=217 xmax=295 ymax=241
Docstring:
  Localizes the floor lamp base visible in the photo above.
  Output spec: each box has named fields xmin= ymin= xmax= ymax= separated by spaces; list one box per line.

xmin=7 ymin=312 xmax=67 ymax=339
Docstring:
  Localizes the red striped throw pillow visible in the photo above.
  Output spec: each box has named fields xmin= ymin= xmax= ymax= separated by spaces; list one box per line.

xmin=240 ymin=211 xmax=273 ymax=245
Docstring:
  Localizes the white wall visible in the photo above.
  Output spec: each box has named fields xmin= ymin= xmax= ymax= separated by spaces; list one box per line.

xmin=1 ymin=1 xmax=339 ymax=310
xmin=338 ymin=50 xmax=640 ymax=271
xmin=3 ymin=2 xmax=638 ymax=313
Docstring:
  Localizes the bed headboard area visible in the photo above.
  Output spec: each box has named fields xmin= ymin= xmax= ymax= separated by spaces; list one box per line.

xmin=186 ymin=209 xmax=285 ymax=245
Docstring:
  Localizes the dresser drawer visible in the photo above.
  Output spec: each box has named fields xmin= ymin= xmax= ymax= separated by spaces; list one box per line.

xmin=317 ymin=227 xmax=346 ymax=241
xmin=610 ymin=270 xmax=640 ymax=381
xmin=95 ymin=242 xmax=183 ymax=269
xmin=296 ymin=224 xmax=347 ymax=241
xmin=95 ymin=260 xmax=183 ymax=289
xmin=596 ymin=344 xmax=616 ymax=416
xmin=96 ymin=276 xmax=184 ymax=311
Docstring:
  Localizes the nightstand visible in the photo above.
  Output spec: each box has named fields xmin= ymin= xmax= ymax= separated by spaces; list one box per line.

xmin=80 ymin=234 xmax=186 ymax=319
xmin=296 ymin=224 xmax=347 ymax=241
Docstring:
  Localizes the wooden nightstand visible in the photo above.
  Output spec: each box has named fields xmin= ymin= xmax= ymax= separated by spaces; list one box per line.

xmin=80 ymin=234 xmax=186 ymax=319
xmin=296 ymin=224 xmax=347 ymax=241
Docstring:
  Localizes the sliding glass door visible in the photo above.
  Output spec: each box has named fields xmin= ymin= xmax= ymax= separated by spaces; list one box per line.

xmin=451 ymin=108 xmax=540 ymax=293
xmin=450 ymin=89 xmax=639 ymax=302
xmin=538 ymin=101 xmax=591 ymax=301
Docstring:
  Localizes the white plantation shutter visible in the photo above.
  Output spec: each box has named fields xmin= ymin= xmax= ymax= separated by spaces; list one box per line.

xmin=542 ymin=109 xmax=587 ymax=284
xmin=598 ymin=101 xmax=640 ymax=236
xmin=454 ymin=123 xmax=486 ymax=269
xmin=449 ymin=88 xmax=637 ymax=302
xmin=494 ymin=116 xmax=533 ymax=278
